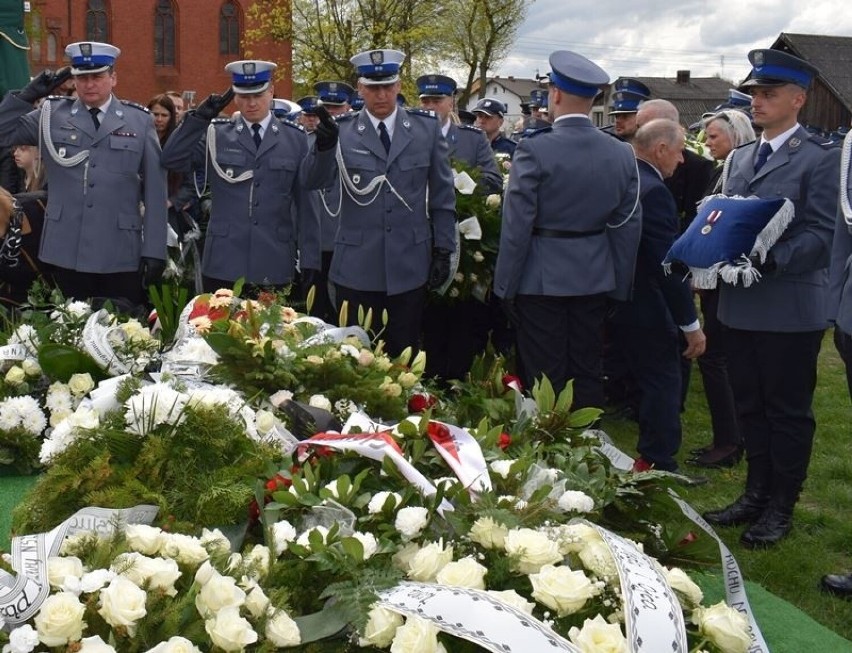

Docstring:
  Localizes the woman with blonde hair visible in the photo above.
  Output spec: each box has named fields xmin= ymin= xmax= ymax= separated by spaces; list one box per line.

xmin=12 ymin=144 xmax=44 ymax=192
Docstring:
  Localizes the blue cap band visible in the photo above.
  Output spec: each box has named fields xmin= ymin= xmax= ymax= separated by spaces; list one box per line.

xmin=752 ymin=63 xmax=812 ymax=87
xmin=549 ymin=69 xmax=599 ymax=98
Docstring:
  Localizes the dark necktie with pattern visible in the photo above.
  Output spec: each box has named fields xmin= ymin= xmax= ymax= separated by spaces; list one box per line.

xmin=754 ymin=141 xmax=772 ymax=172
xmin=89 ymin=107 xmax=100 ymax=130
xmin=378 ymin=121 xmax=391 ymax=153
xmin=252 ymin=123 xmax=262 ymax=148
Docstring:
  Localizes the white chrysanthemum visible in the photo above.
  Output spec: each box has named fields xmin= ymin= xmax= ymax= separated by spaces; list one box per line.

xmin=124 ymin=384 xmax=189 ymax=436
xmin=171 ymin=338 xmax=219 ymax=365
xmin=557 ymin=490 xmax=595 ymax=513
xmin=66 ymin=301 xmax=93 ymax=319
xmin=46 ymin=382 xmax=74 ymax=413
xmin=368 ymin=491 xmax=402 ymax=514
xmin=351 ymin=532 xmax=379 ymax=560
xmin=8 ymin=324 xmax=40 ymax=354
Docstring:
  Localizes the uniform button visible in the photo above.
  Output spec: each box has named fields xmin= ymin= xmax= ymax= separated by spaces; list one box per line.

xmin=88 ymin=183 xmax=94 ymax=187
xmin=87 ymin=202 xmax=93 ymax=208
xmin=386 ymin=226 xmax=391 ymax=232
xmin=253 ymin=221 xmax=258 ymax=225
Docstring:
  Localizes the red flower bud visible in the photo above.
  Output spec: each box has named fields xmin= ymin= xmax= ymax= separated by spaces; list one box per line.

xmin=502 ymin=374 xmax=522 ymax=392
xmin=408 ymin=393 xmax=437 ymax=413
xmin=498 ymin=432 xmax=512 ymax=450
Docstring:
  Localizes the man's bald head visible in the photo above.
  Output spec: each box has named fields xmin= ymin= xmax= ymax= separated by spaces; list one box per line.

xmin=636 ymin=99 xmax=679 ymax=128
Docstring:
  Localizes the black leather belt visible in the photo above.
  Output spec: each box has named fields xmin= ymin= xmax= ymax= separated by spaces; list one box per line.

xmin=532 ymin=227 xmax=605 ymax=239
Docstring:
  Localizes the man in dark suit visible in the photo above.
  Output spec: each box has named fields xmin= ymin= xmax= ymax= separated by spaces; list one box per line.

xmin=493 ymin=50 xmax=642 ymax=409
xmin=161 ymin=60 xmax=321 ymax=295
xmin=822 ymin=131 xmax=852 ymax=597
xmin=304 ymin=49 xmax=457 ymax=358
xmin=612 ymin=119 xmax=706 ymax=471
xmin=703 ymin=50 xmax=840 ymax=548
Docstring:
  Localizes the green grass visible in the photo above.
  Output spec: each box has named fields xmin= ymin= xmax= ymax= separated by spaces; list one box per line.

xmin=602 ymin=329 xmax=852 ymax=642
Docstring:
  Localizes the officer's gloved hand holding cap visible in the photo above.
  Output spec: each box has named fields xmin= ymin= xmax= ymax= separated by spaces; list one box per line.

xmin=18 ymin=68 xmax=73 ymax=104
xmin=195 ymin=88 xmax=235 ymax=122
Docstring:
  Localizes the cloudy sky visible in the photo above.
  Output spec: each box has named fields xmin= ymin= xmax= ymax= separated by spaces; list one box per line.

xmin=496 ymin=0 xmax=852 ymax=84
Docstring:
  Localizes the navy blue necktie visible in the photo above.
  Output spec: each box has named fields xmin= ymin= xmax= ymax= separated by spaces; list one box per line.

xmin=754 ymin=141 xmax=772 ymax=172
xmin=252 ymin=123 xmax=262 ymax=148
xmin=89 ymin=107 xmax=100 ymax=130
xmin=378 ymin=121 xmax=391 ymax=153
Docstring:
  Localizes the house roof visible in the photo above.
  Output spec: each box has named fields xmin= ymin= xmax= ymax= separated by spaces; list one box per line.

xmin=474 ymin=76 xmax=545 ymax=101
xmin=608 ymin=74 xmax=731 ymax=127
xmin=771 ymin=32 xmax=852 ymax=111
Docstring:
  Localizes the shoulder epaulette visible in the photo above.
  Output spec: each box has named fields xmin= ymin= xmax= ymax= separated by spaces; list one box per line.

xmin=45 ymin=95 xmax=74 ymax=102
xmin=119 ymin=99 xmax=150 ymax=113
xmin=335 ymin=110 xmax=359 ymax=122
xmin=406 ymin=107 xmax=438 ymax=120
xmin=211 ymin=117 xmax=232 ymax=124
xmin=458 ymin=123 xmax=483 ymax=133
xmin=278 ymin=118 xmax=305 ymax=132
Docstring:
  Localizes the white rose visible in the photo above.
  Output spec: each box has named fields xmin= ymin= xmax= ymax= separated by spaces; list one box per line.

xmin=195 ymin=571 xmax=246 ymax=618
xmin=98 ymin=576 xmax=147 ymax=635
xmin=665 ymin=567 xmax=704 ymax=608
xmin=21 ymin=358 xmax=42 ymax=377
xmin=352 ymin=531 xmax=379 ymax=560
xmin=265 ymin=608 xmax=302 ymax=647
xmin=204 ymin=606 xmax=258 ymax=652
xmin=6 ymin=624 xmax=39 ymax=653
xmin=392 ymin=542 xmax=420 ymax=572
xmin=199 ymin=528 xmax=232 ymax=556
xmin=692 ymin=602 xmax=752 ymax=653
xmin=77 ymin=635 xmax=117 ymax=653
xmin=308 ymin=394 xmax=332 ymax=412
xmin=485 ymin=194 xmax=501 ymax=209
xmin=254 ymin=409 xmax=276 ymax=434
xmin=160 ymin=533 xmax=209 ymax=566
xmin=468 ymin=517 xmax=509 ymax=550
xmin=489 ymin=459 xmax=515 ymax=479
xmin=552 ymin=523 xmax=601 ymax=555
xmin=557 ymin=490 xmax=595 ymax=513
xmin=368 ymin=491 xmax=402 ymax=514
xmin=124 ymin=524 xmax=164 ymax=555
xmin=142 ymin=557 xmax=182 ymax=596
xmin=360 ymin=605 xmax=403 ymax=647
xmin=504 ymin=528 xmax=562 ymax=574
xmin=397 ymin=371 xmax=417 ymax=388
xmin=486 ymin=590 xmax=535 ymax=615
xmin=143 ymin=636 xmax=203 ymax=653
xmin=530 ymin=564 xmax=599 ymax=616
xmin=390 ymin=616 xmax=442 ymax=653
xmin=435 ymin=556 xmax=487 ymax=589
xmin=47 ymin=556 xmax=84 ymax=589
xmin=194 ymin=561 xmax=216 ymax=586
xmin=395 ymin=506 xmax=429 ymax=539
xmin=4 ymin=366 xmax=25 ymax=386
xmin=271 ymin=519 xmax=297 ymax=556
xmin=578 ymin=539 xmax=618 ymax=579
xmin=34 ymin=592 xmax=86 ymax=646
xmin=244 ymin=585 xmax=270 ymax=619
xmin=568 ymin=615 xmax=628 ymax=653
xmin=68 ymin=373 xmax=95 ymax=396
xmin=407 ymin=541 xmax=453 ymax=582
xmin=80 ymin=568 xmax=116 ymax=594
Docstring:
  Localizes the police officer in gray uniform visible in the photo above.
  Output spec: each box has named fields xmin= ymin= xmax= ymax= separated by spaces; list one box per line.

xmin=0 ymin=41 xmax=167 ymax=306
xmin=494 ymin=50 xmax=642 ymax=409
xmin=703 ymin=50 xmax=841 ymax=548
xmin=305 ymin=49 xmax=457 ymax=358
xmin=417 ymin=74 xmax=501 ymax=193
xmin=160 ymin=60 xmax=321 ymax=294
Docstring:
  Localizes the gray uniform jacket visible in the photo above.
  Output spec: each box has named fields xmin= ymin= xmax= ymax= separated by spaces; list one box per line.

xmin=160 ymin=113 xmax=321 ymax=285
xmin=446 ymin=123 xmax=502 ymax=193
xmin=719 ymin=125 xmax=840 ymax=332
xmin=308 ymin=130 xmax=342 ymax=253
xmin=493 ymin=116 xmax=642 ymax=301
xmin=0 ymin=93 xmax=167 ymax=273
xmin=307 ymin=109 xmax=457 ymax=295
xmin=829 ymin=142 xmax=852 ymax=334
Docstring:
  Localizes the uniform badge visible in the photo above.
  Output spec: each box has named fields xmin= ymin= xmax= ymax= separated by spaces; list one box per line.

xmin=116 ymin=109 xmax=123 ymax=118
xmin=226 ymin=168 xmax=234 ymax=178
xmin=237 ymin=123 xmax=244 ymax=133
xmin=370 ymin=50 xmax=384 ymax=65
xmin=402 ymin=120 xmax=410 ymax=128
xmin=357 ymin=123 xmax=365 ymax=132
xmin=352 ymin=174 xmax=361 ymax=184
xmin=789 ymin=137 xmax=801 ymax=149
xmin=271 ymin=124 xmax=279 ymax=133
xmin=58 ymin=147 xmax=66 ymax=157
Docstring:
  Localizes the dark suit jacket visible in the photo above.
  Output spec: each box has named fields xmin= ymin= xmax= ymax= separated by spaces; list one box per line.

xmin=614 ymin=158 xmax=697 ymax=330
xmin=666 ymin=148 xmax=715 ymax=232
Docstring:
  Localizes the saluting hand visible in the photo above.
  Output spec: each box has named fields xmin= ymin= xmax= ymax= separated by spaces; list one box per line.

xmin=18 ymin=67 xmax=74 ymax=104
xmin=195 ymin=87 xmax=235 ymax=121
xmin=314 ymin=104 xmax=339 ymax=152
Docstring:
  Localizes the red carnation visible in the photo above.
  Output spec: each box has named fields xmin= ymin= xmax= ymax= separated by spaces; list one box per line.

xmin=408 ymin=393 xmax=437 ymax=413
xmin=498 ymin=432 xmax=512 ymax=450
xmin=265 ymin=473 xmax=291 ymax=492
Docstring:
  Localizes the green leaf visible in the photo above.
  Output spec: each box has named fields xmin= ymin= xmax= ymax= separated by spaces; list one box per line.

xmin=554 ymin=379 xmax=574 ymax=412
xmin=532 ymin=376 xmax=556 ymax=414
xmin=395 ymin=419 xmax=419 ymax=438
xmin=293 ymin=603 xmax=350 ymax=643
xmin=340 ymin=537 xmax=365 ymax=561
xmin=568 ymin=407 xmax=603 ymax=428
xmin=37 ymin=343 xmax=107 ymax=382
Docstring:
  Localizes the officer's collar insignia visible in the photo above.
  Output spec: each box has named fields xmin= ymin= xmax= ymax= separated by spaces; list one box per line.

xmin=403 ymin=120 xmax=410 ymax=128
xmin=237 ymin=123 xmax=244 ymax=132
xmin=370 ymin=50 xmax=384 ymax=65
xmin=271 ymin=123 xmax=279 ymax=133
xmin=789 ymin=137 xmax=801 ymax=148
xmin=357 ymin=123 xmax=365 ymax=132
xmin=115 ymin=109 xmax=123 ymax=118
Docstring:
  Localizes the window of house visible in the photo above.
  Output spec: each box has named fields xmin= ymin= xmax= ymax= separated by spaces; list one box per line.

xmin=154 ymin=0 xmax=176 ymax=66
xmin=86 ymin=0 xmax=109 ymax=42
xmin=219 ymin=1 xmax=241 ymax=55
xmin=46 ymin=32 xmax=57 ymax=63
xmin=30 ymin=34 xmax=41 ymax=63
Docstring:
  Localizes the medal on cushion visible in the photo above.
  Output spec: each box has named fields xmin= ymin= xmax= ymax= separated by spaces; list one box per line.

xmin=701 ymin=208 xmax=722 ymax=235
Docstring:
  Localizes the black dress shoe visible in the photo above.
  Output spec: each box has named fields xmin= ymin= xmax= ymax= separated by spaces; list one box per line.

xmin=703 ymin=492 xmax=768 ymax=527
xmin=689 ymin=445 xmax=713 ymax=456
xmin=688 ymin=447 xmax=742 ymax=469
xmin=740 ymin=506 xmax=792 ymax=548
xmin=820 ymin=573 xmax=852 ymax=598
